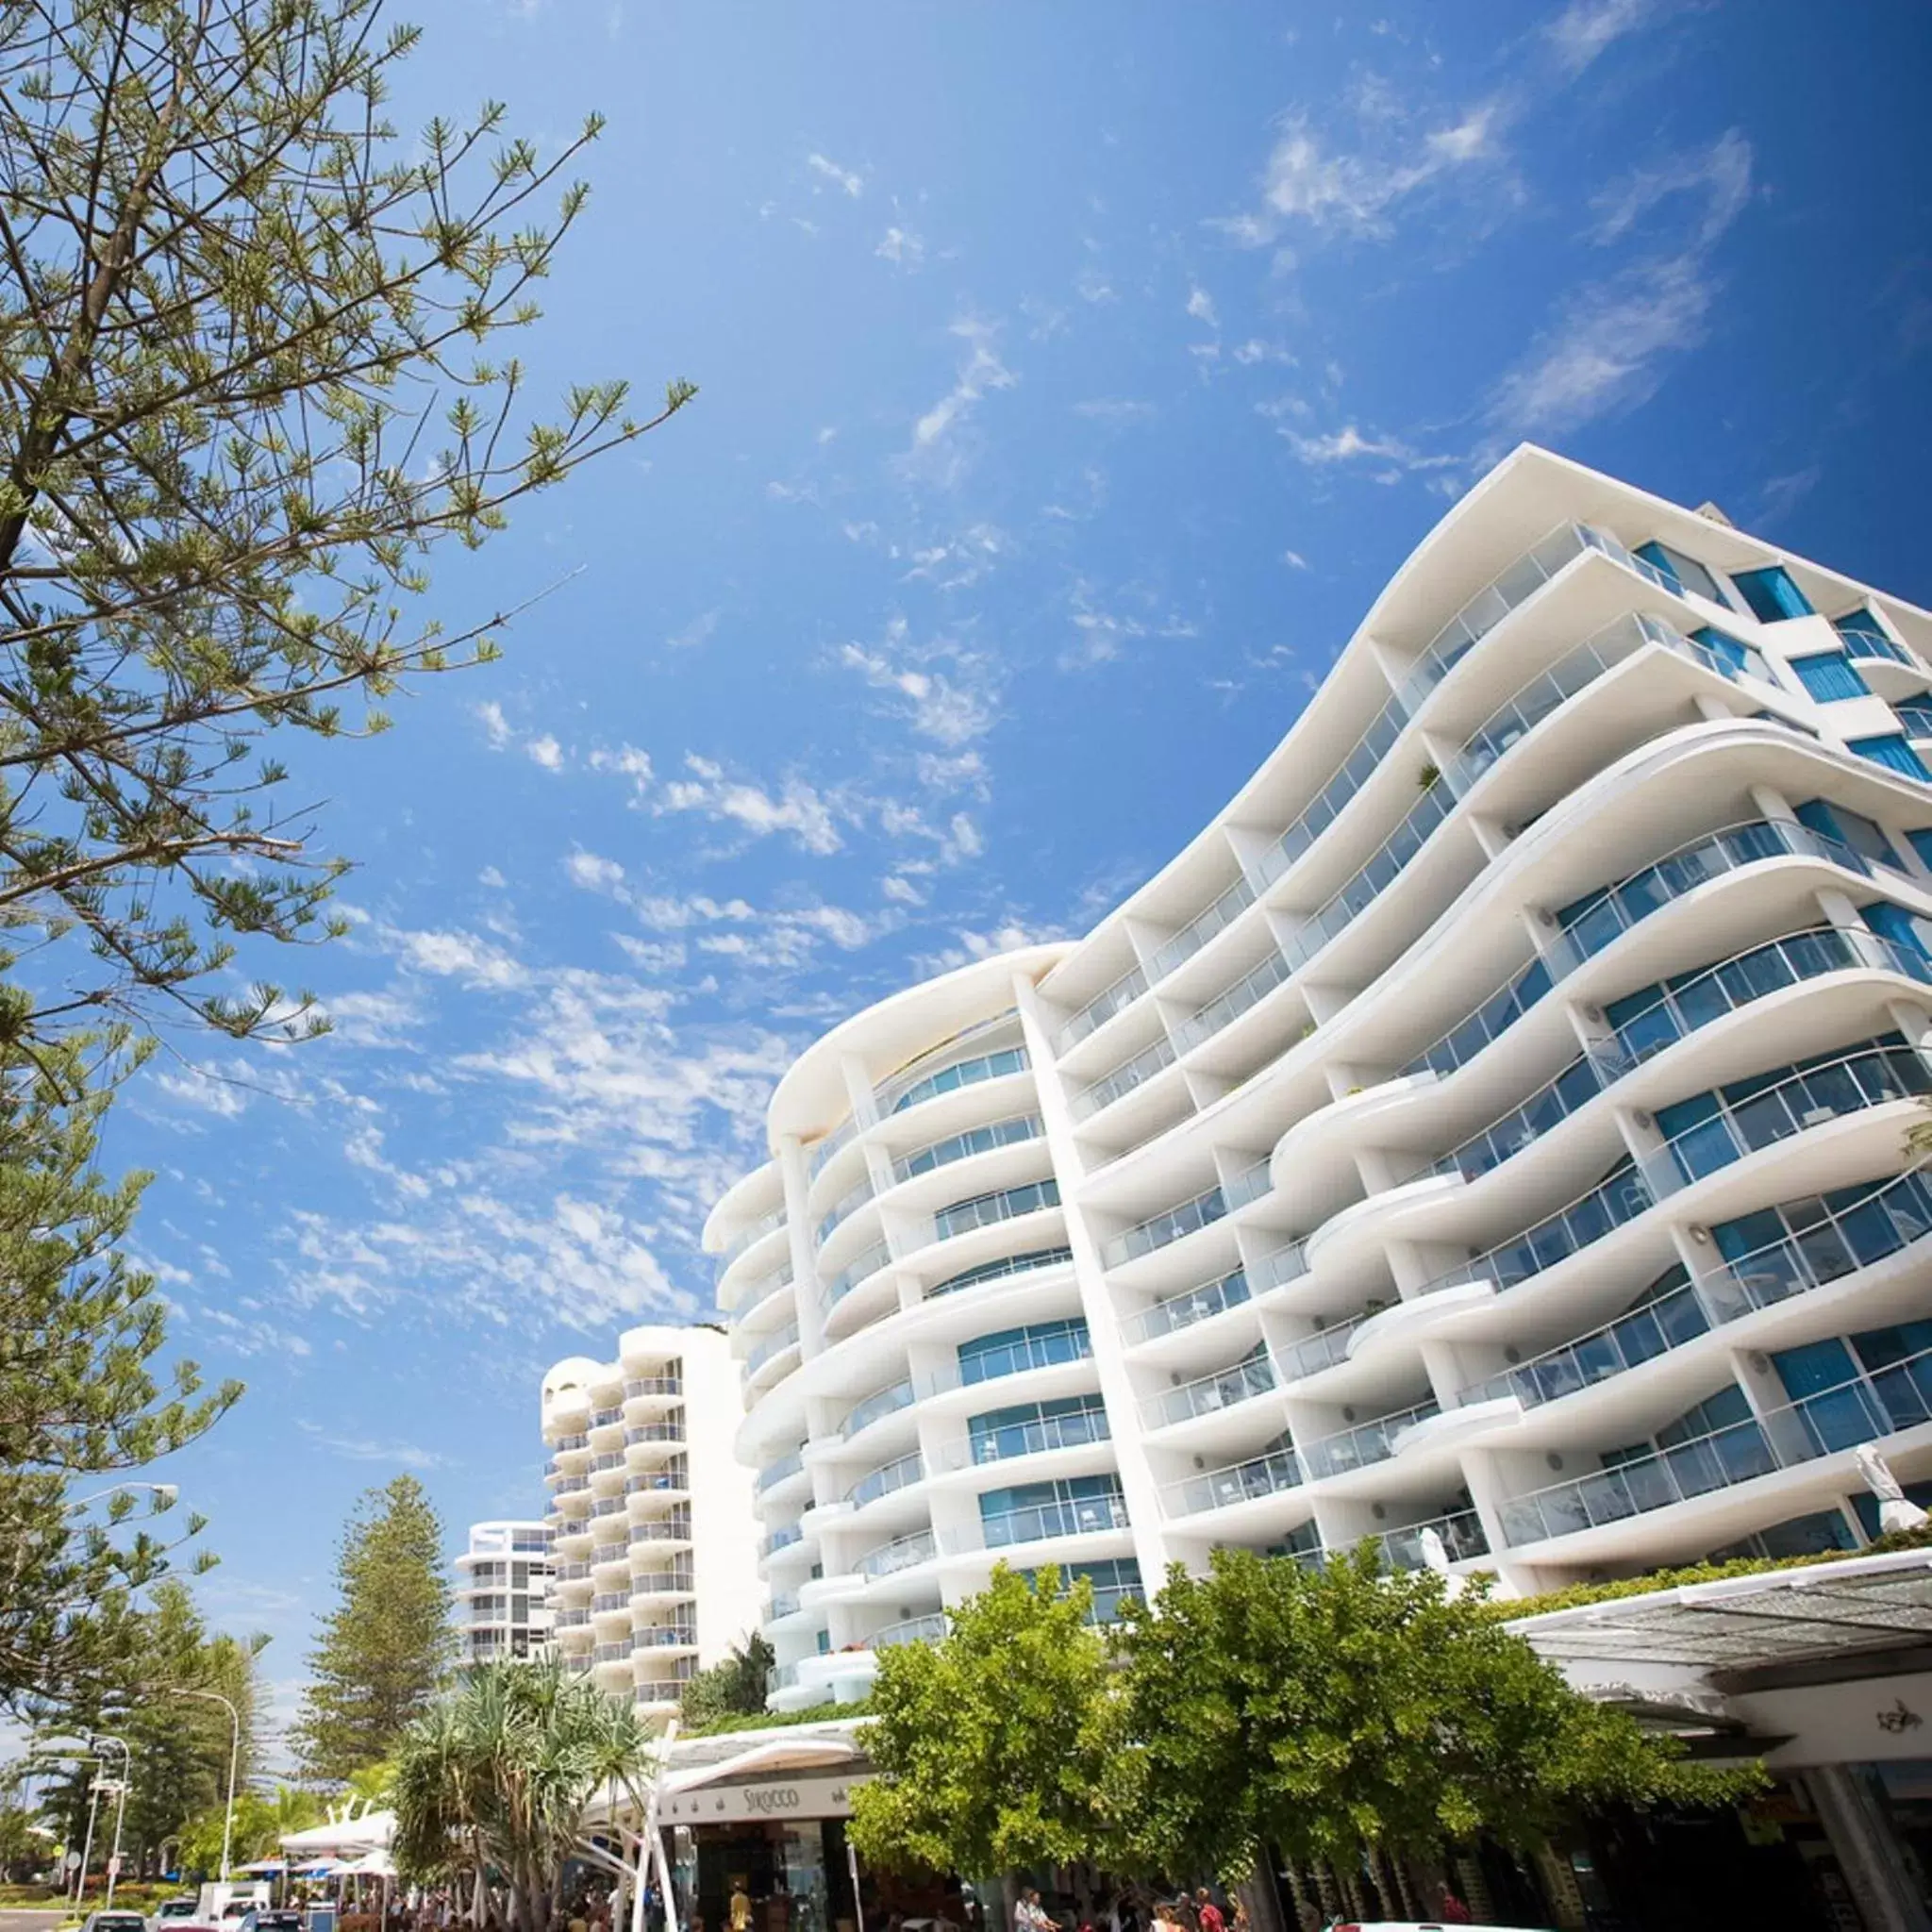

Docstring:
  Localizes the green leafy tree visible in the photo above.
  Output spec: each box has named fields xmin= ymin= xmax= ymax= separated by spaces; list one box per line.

xmin=0 ymin=0 xmax=691 ymax=1052
xmin=0 ymin=1041 xmax=238 ymax=1710
xmin=294 ymin=1474 xmax=454 ymax=1780
xmin=849 ymin=1567 xmax=1130 ymax=1913
xmin=677 ymin=1632 xmax=774 ymax=1730
xmin=177 ymin=1785 xmax=318 ymax=1875
xmin=391 ymin=1655 xmax=655 ymax=1932
xmin=1116 ymin=1545 xmax=1761 ymax=1885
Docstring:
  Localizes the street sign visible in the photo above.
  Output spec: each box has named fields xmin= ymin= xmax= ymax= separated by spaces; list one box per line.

xmin=64 ymin=1852 xmax=80 ymax=1872
xmin=108 ymin=1856 xmax=123 ymax=1877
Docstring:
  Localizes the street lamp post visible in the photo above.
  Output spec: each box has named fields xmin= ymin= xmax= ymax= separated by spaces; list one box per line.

xmin=169 ymin=1690 xmax=241 ymax=1880
xmin=96 ymin=1738 xmax=131 ymax=1907
xmin=72 ymin=1763 xmax=103 ymax=1907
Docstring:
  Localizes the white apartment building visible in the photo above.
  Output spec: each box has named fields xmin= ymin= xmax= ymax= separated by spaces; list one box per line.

xmin=454 ymin=1519 xmax=554 ymax=1665
xmin=541 ymin=1324 xmax=762 ymax=1721
xmin=704 ymin=444 xmax=1932 ymax=1713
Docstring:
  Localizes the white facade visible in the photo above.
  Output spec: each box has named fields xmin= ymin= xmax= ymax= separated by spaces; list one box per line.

xmin=455 ymin=1519 xmax=554 ymax=1665
xmin=541 ymin=1324 xmax=762 ymax=1722
xmin=703 ymin=444 xmax=1932 ymax=1712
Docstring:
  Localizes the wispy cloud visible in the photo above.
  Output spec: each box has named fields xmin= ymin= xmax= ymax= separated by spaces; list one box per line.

xmin=806 ymin=151 xmax=863 ymax=197
xmin=876 ymin=226 xmax=924 ymax=267
xmin=657 ymin=756 xmax=845 ymax=855
xmin=839 ymin=625 xmax=999 ymax=749
xmin=297 ymin=1421 xmax=448 ymax=1469
xmin=1546 ymin=0 xmax=1659 ymax=74
xmin=910 ymin=318 xmax=1016 ymax=458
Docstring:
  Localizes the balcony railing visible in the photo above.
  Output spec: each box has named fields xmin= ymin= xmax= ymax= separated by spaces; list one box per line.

xmin=857 ymin=1528 xmax=938 ymax=1579
xmin=1166 ymin=1445 xmax=1304 ymax=1517
xmin=1124 ymin=1265 xmax=1252 ymax=1344
xmin=590 ymin=1450 xmax=625 ymax=1473
xmin=825 ymin=1242 xmax=891 ymax=1307
xmin=632 ymin=1565 xmax=695 ymax=1593
xmin=1465 ymin=1275 xmax=1710 ymax=1411
xmin=551 ymin=1432 xmax=589 ymax=1455
xmin=634 ymin=1624 xmax=697 ymax=1648
xmin=1103 ymin=1182 xmax=1228 ymax=1269
xmin=1150 ymin=873 xmax=1259 ymax=980
xmin=1498 ymin=1341 xmax=1932 ymax=1547
xmin=591 ymin=1643 xmax=630 ymax=1665
xmin=767 ymin=1660 xmax=803 ymax=1693
xmin=808 ymin=1114 xmax=859 ymax=1180
xmin=1070 ymin=1033 xmax=1177 ymax=1120
xmin=847 ymin=1451 xmax=925 ymax=1509
xmin=1406 ymin=950 xmax=1557 ymax=1082
xmin=625 ymin=1423 xmax=685 ymax=1446
xmin=1275 ymin=1310 xmax=1371 ymax=1382
xmin=874 ymin=1611 xmax=948 ymax=1650
xmin=839 ymin=1377 xmax=917 ymax=1440
xmin=757 ymin=1451 xmax=805 ymax=1493
xmin=746 ymin=1321 xmax=801 ymax=1374
xmin=933 ymin=1176 xmax=1060 ymax=1241
xmin=883 ymin=1043 xmax=1029 ymax=1117
xmin=1142 ymin=1349 xmax=1276 ymax=1429
xmin=1301 ymin=1398 xmax=1440 ymax=1480
xmin=630 ymin=1517 xmax=691 ymax=1542
xmin=978 ymin=1491 xmax=1130 ymax=1549
xmin=816 ymin=1175 xmax=875 ymax=1247
xmin=946 ymin=1403 xmax=1110 ymax=1468
xmin=591 ymin=1496 xmax=625 ymax=1519
xmin=728 ymin=1271 xmax=792 ymax=1328
xmin=591 ymin=1541 xmax=627 ymax=1565
xmin=624 ymin=1374 xmax=684 ymax=1399
xmin=1418 ymin=1160 xmax=1655 ymax=1302
xmin=768 ymin=1591 xmax=801 ymax=1620
xmin=1256 ymin=690 xmax=1407 ymax=888
xmin=590 ymin=1406 xmax=624 ymax=1430
xmin=1838 ymin=618 xmax=1920 ymax=670
xmin=1378 ymin=1506 xmax=1491 ymax=1572
xmin=719 ymin=1204 xmax=787 ymax=1270
xmin=1251 ymin=1239 xmax=1311 ymax=1292
xmin=926 ymin=1244 xmax=1074 ymax=1300
xmin=759 ymin=1523 xmax=804 ymax=1561
xmin=894 ymin=1112 xmax=1044 ymax=1186
xmin=591 ymin=1591 xmax=628 ymax=1613
xmin=1060 ymin=960 xmax=1152 ymax=1050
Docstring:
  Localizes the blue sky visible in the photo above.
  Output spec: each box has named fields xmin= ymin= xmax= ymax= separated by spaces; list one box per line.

xmin=111 ymin=0 xmax=1932 ymax=1754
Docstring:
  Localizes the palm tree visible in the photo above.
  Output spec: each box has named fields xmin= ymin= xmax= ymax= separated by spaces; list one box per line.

xmin=391 ymin=1657 xmax=658 ymax=1932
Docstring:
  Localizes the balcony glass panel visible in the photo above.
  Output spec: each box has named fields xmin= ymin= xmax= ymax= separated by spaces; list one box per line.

xmin=933 ymin=1177 xmax=1060 ymax=1241
xmin=746 ymin=1322 xmax=801 ymax=1374
xmin=757 ymin=1450 xmax=805 ymax=1493
xmin=1406 ymin=953 xmax=1556 ymax=1081
xmin=1144 ymin=1347 xmax=1276 ymax=1428
xmin=965 ymin=1395 xmax=1110 ymax=1465
xmin=625 ymin=1422 xmax=684 ymax=1446
xmin=839 ymin=1377 xmax=917 ymax=1440
xmin=958 ymin=1317 xmax=1092 ymax=1385
xmin=1433 ymin=1160 xmax=1656 ymax=1300
xmin=1103 ymin=1183 xmax=1228 ymax=1268
xmin=1836 ymin=609 xmax=1918 ymax=668
xmin=1167 ymin=1444 xmax=1303 ymax=1516
xmin=1276 ymin=1311 xmax=1369 ymax=1382
xmin=816 ymin=1176 xmax=874 ymax=1246
xmin=1301 ymin=1398 xmax=1440 ymax=1479
xmin=758 ymin=1523 xmax=804 ymax=1560
xmin=1467 ymin=1269 xmax=1707 ymax=1409
xmin=874 ymin=1611 xmax=949 ymax=1650
xmin=979 ymin=1481 xmax=1129 ymax=1548
xmin=1060 ymin=960 xmax=1153 ymax=1049
xmin=825 ymin=1243 xmax=891 ymax=1306
xmin=1173 ymin=944 xmax=1296 ymax=1053
xmin=808 ymin=1115 xmax=858 ymax=1180
xmin=847 ymin=1451 xmax=924 ymax=1509
xmin=925 ymin=1245 xmax=1074 ymax=1301
xmin=857 ymin=1528 xmax=938 ymax=1579
xmin=1124 ymin=1265 xmax=1251 ymax=1344
xmin=1256 ymin=691 xmax=1408 ymax=888
xmin=1251 ymin=1239 xmax=1310 ymax=1291
xmin=1148 ymin=874 xmax=1258 ymax=979
xmin=1071 ymin=1033 xmax=1178 ymax=1120
xmin=624 ymin=1374 xmax=684 ymax=1398
xmin=885 ymin=1045 xmax=1029 ymax=1116
xmin=894 ymin=1112 xmax=1044 ymax=1184
xmin=1401 ymin=1050 xmax=1614 ymax=1186
xmin=1378 ymin=1507 xmax=1491 ymax=1571
xmin=719 ymin=1205 xmax=786 ymax=1271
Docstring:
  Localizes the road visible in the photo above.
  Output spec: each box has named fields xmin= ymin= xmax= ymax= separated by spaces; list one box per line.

xmin=0 ymin=1909 xmax=73 ymax=1932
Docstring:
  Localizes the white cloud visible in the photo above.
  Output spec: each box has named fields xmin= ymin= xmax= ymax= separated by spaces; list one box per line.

xmin=838 ymin=629 xmax=998 ymax=748
xmin=1591 ymin=129 xmax=1752 ymax=247
xmin=1072 ymin=398 xmax=1157 ymax=423
xmin=1282 ymin=548 xmax=1309 ymax=571
xmin=657 ymin=755 xmax=844 ymax=855
xmin=666 ymin=609 xmax=720 ymax=651
xmin=297 ymin=1420 xmax=447 ymax=1469
xmin=1547 ymin=0 xmax=1657 ymax=74
xmin=1223 ymin=101 xmax=1502 ymax=244
xmin=589 ymin=743 xmax=654 ymax=796
xmin=477 ymin=865 xmax=508 ymax=889
xmin=807 ymin=151 xmax=862 ymax=197
xmin=525 ymin=733 xmax=563 ymax=771
xmin=1186 ymin=285 xmax=1219 ymax=327
xmin=911 ymin=318 xmax=1016 ymax=452
xmin=386 ymin=924 xmax=529 ymax=990
xmin=476 ymin=701 xmax=513 ymax=749
xmin=566 ymin=849 xmax=626 ymax=893
xmin=876 ymin=226 xmax=924 ymax=267
xmin=1282 ymin=423 xmax=1455 ymax=472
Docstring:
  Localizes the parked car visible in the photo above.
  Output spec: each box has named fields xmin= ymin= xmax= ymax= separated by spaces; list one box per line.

xmin=81 ymin=1911 xmax=152 ymax=1932
xmin=1322 ymin=1922 xmax=1556 ymax=1930
xmin=255 ymin=1911 xmax=305 ymax=1932
xmin=151 ymin=1898 xmax=201 ymax=1932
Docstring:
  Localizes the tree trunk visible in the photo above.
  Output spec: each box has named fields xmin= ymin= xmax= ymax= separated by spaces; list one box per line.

xmin=1001 ymin=1873 xmax=1022 ymax=1932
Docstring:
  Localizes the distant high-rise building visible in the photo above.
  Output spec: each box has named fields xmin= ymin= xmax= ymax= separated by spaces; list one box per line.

xmin=705 ymin=442 xmax=1932 ymax=1710
xmin=454 ymin=1519 xmax=554 ymax=1665
xmin=541 ymin=1324 xmax=761 ymax=1723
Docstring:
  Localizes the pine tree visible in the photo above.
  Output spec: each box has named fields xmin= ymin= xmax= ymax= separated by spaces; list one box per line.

xmin=295 ymin=1476 xmax=454 ymax=1781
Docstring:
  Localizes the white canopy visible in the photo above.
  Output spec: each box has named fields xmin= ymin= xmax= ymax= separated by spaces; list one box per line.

xmin=280 ymin=1808 xmax=396 ymax=1859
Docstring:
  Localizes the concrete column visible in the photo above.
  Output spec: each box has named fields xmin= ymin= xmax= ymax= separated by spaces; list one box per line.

xmin=1808 ymin=1762 xmax=1932 ymax=1932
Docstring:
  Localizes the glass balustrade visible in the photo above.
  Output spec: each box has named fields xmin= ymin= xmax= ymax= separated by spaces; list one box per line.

xmin=719 ymin=1205 xmax=786 ymax=1271
xmin=624 ymin=1374 xmax=684 ymax=1399
xmin=979 ymin=1491 xmax=1130 ymax=1548
xmin=825 ymin=1242 xmax=891 ymax=1306
xmin=551 ymin=1432 xmax=589 ymax=1454
xmin=1167 ymin=1445 xmax=1304 ymax=1516
xmin=746 ymin=1322 xmax=800 ymax=1374
xmin=1399 ymin=1051 xmax=1617 ymax=1188
xmin=894 ymin=1112 xmax=1044 ymax=1184
xmin=816 ymin=1176 xmax=874 ymax=1246
xmin=757 ymin=1451 xmax=805 ymax=1493
xmin=808 ymin=1115 xmax=859 ymax=1180
xmin=1148 ymin=874 xmax=1258 ymax=979
xmin=1256 ymin=691 xmax=1409 ymax=889
xmin=625 ymin=1423 xmax=684 ymax=1446
xmin=1059 ymin=960 xmax=1153 ymax=1050
xmin=766 ymin=1661 xmax=803 ymax=1693
xmin=632 ymin=1565 xmax=694 ymax=1593
xmin=1498 ymin=1342 xmax=1932 ymax=1546
xmin=591 ymin=1541 xmax=627 ymax=1564
xmin=591 ymin=1643 xmax=630 ymax=1665
xmin=727 ymin=1272 xmax=791 ymax=1328
xmin=1071 ymin=1034 xmax=1178 ymax=1120
xmin=768 ymin=1591 xmax=801 ymax=1620
xmin=857 ymin=1528 xmax=938 ymax=1579
xmin=1224 ymin=1158 xmax=1274 ymax=1208
xmin=933 ymin=1177 xmax=1059 ymax=1241
xmin=1276 ymin=1311 xmax=1370 ymax=1382
xmin=630 ymin=1518 xmax=691 ymax=1542
xmin=1406 ymin=952 xmax=1557 ymax=1081
xmin=953 ymin=1403 xmax=1111 ymax=1468
xmin=1302 ymin=1399 xmax=1440 ymax=1479
xmin=925 ymin=1245 xmax=1074 ymax=1301
xmin=591 ymin=1496 xmax=625 ymax=1519
xmin=1419 ymin=1161 xmax=1655 ymax=1302
xmin=1124 ymin=1265 xmax=1252 ymax=1344
xmin=591 ymin=1591 xmax=628 ymax=1613
xmin=1465 ymin=1276 xmax=1710 ymax=1410
xmin=1839 ymin=621 xmax=1919 ymax=670
xmin=758 ymin=1524 xmax=804 ymax=1560
xmin=1173 ymin=945 xmax=1295 ymax=1053
xmin=635 ymin=1625 xmax=697 ymax=1648
xmin=1144 ymin=1348 xmax=1276 ymax=1428
xmin=590 ymin=1406 xmax=624 ymax=1429
xmin=1653 ymin=1040 xmax=1932 ymax=1191
xmin=1251 ymin=1239 xmax=1311 ymax=1292
xmin=1378 ymin=1507 xmax=1491 ymax=1571
xmin=839 ymin=1377 xmax=917 ymax=1440
xmin=874 ymin=1611 xmax=949 ymax=1649
xmin=1701 ymin=1168 xmax=1932 ymax=1324
xmin=846 ymin=1452 xmax=924 ymax=1509
xmin=883 ymin=1044 xmax=1029 ymax=1116
xmin=1103 ymin=1182 xmax=1228 ymax=1269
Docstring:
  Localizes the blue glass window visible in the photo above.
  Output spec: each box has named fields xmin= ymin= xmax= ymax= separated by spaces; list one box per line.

xmin=1897 ymin=699 xmax=1932 ymax=740
xmin=1788 ymin=652 xmax=1870 ymax=703
xmin=1794 ymin=798 xmax=1901 ymax=869
xmin=1835 ymin=608 xmax=1892 ymax=645
xmin=1864 ymin=901 xmax=1932 ymax=965
xmin=1908 ymin=829 xmax=1932 ymax=874
xmin=1690 ymin=625 xmax=1765 ymax=679
xmin=1637 ymin=541 xmax=1726 ymax=604
xmin=958 ymin=1317 xmax=1091 ymax=1385
xmin=1733 ymin=565 xmax=1815 ymax=623
xmin=1853 ymin=1482 xmax=1932 ymax=1541
xmin=1849 ymin=735 xmax=1932 ymax=780
xmin=1712 ymin=1510 xmax=1858 ymax=1561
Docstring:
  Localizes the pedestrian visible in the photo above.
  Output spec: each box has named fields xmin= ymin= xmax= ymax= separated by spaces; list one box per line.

xmin=1435 ymin=1882 xmax=1472 ymax=1925
xmin=1193 ymin=1894 xmax=1223 ymax=1932
xmin=729 ymin=1884 xmax=753 ymax=1932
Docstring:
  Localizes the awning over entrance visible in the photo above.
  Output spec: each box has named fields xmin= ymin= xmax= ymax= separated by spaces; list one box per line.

xmin=1508 ymin=1546 xmax=1932 ymax=1676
